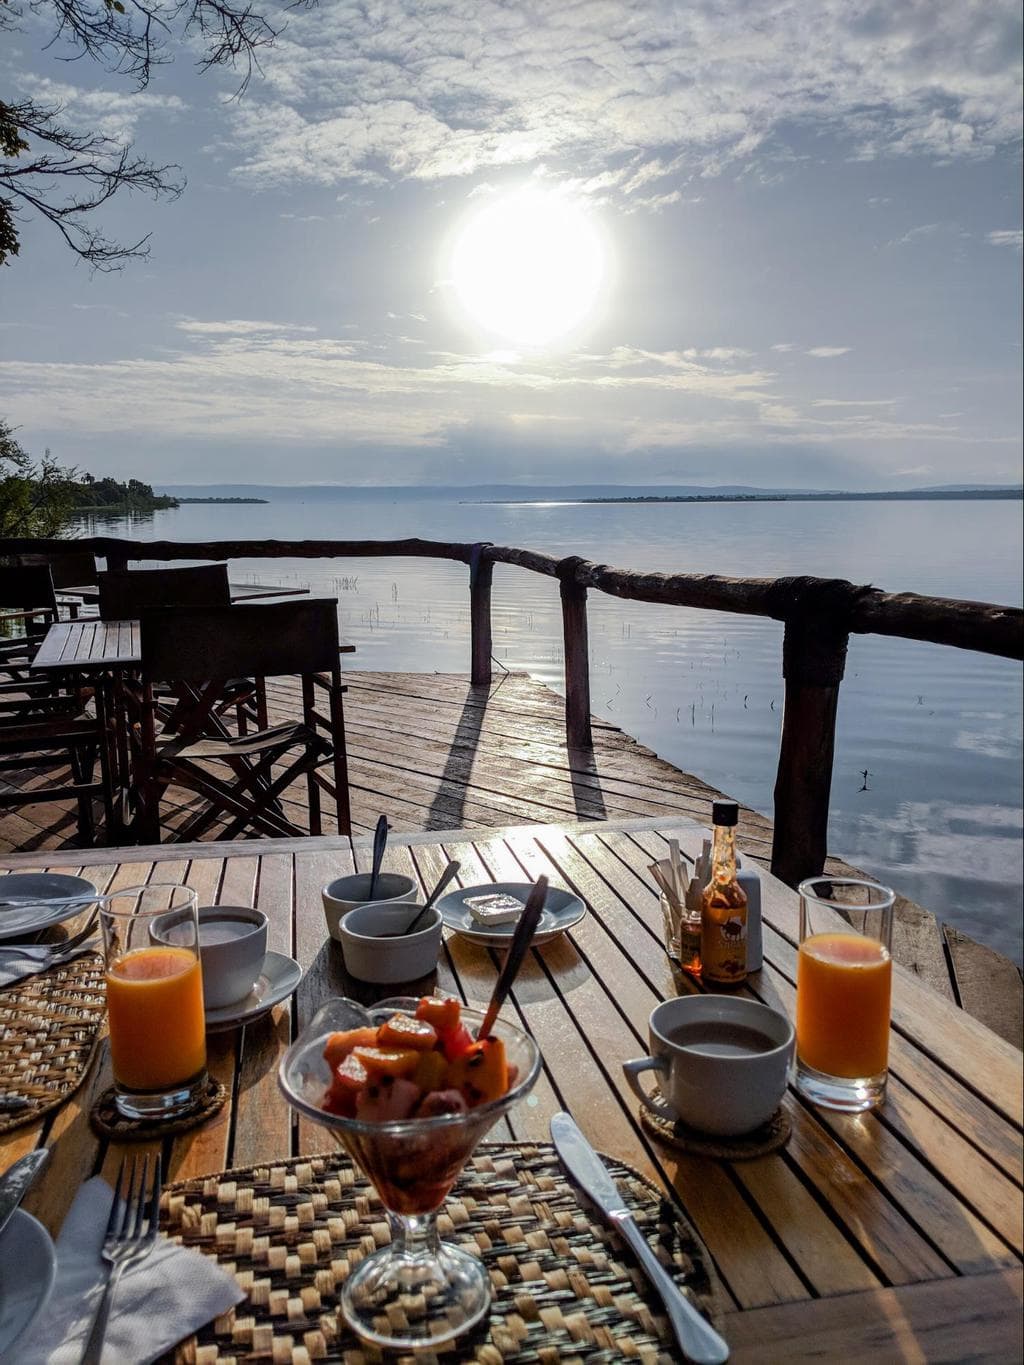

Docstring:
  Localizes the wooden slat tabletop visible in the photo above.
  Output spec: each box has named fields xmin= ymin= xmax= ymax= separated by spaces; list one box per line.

xmin=1 ymin=819 xmax=1021 ymax=1361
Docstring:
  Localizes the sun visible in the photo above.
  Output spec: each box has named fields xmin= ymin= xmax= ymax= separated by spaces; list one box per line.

xmin=449 ymin=188 xmax=608 ymax=346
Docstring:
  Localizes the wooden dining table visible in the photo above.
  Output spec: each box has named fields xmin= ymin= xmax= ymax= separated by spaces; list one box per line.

xmin=0 ymin=817 xmax=1021 ymax=1361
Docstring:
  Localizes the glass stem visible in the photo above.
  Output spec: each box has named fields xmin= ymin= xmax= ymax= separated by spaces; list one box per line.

xmin=390 ymin=1210 xmax=440 ymax=1260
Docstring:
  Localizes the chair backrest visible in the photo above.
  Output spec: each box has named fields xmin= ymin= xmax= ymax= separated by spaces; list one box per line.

xmin=97 ymin=564 xmax=231 ymax=620
xmin=14 ymin=551 xmax=98 ymax=590
xmin=140 ymin=599 xmax=341 ymax=682
xmin=0 ymin=564 xmax=58 ymax=612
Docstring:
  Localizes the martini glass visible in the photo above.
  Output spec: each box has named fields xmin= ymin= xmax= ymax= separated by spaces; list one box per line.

xmin=278 ymin=996 xmax=541 ymax=1351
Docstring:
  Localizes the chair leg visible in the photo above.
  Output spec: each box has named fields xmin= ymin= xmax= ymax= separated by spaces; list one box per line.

xmin=331 ymin=682 xmax=352 ymax=835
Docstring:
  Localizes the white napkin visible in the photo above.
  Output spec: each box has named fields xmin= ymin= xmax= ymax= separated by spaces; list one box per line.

xmin=0 ymin=944 xmax=94 ymax=989
xmin=18 ymin=1176 xmax=245 ymax=1365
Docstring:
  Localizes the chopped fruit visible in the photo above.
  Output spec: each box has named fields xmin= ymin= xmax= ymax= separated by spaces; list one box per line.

xmin=324 ymin=1028 xmax=379 ymax=1069
xmin=417 ymin=1089 xmax=468 ymax=1118
xmin=446 ymin=1038 xmax=509 ymax=1107
xmin=352 ymin=1046 xmax=422 ymax=1079
xmin=441 ymin=1022 xmax=475 ymax=1062
xmin=378 ymin=1014 xmax=438 ymax=1051
xmin=413 ymin=1049 xmax=449 ymax=1093
xmin=325 ymin=1052 xmax=369 ymax=1116
xmin=355 ymin=1075 xmax=421 ymax=1122
xmin=415 ymin=996 xmax=462 ymax=1035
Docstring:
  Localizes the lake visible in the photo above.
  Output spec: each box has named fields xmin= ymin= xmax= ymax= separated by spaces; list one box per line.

xmin=78 ymin=492 xmax=1024 ymax=963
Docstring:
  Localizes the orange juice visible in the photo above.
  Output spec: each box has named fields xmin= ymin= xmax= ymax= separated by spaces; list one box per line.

xmin=106 ymin=945 xmax=207 ymax=1091
xmin=796 ymin=932 xmax=892 ymax=1078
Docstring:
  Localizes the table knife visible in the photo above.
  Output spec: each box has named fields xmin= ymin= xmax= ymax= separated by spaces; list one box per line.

xmin=0 ymin=1148 xmax=50 ymax=1240
xmin=550 ymin=1112 xmax=729 ymax=1364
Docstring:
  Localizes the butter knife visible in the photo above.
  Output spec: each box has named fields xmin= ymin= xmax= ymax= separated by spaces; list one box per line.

xmin=0 ymin=1148 xmax=50 ymax=1240
xmin=550 ymin=1112 xmax=729 ymax=1364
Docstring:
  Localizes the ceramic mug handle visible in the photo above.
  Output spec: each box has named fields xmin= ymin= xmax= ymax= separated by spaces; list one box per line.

xmin=622 ymin=1055 xmax=677 ymax=1120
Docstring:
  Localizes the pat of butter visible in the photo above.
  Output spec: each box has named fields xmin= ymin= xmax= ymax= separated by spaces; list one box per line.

xmin=466 ymin=893 xmax=525 ymax=926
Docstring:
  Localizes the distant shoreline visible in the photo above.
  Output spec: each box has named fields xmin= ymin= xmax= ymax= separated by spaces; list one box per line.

xmin=467 ymin=489 xmax=1024 ymax=506
xmin=175 ymin=497 xmax=269 ymax=504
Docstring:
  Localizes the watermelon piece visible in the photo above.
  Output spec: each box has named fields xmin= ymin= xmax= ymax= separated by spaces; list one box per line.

xmin=441 ymin=1022 xmax=475 ymax=1062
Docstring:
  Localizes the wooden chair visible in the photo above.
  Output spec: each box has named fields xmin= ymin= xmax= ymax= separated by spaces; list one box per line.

xmin=14 ymin=551 xmax=99 ymax=618
xmin=96 ymin=563 xmax=231 ymax=620
xmin=131 ymin=599 xmax=351 ymax=843
xmin=0 ymin=565 xmax=106 ymax=844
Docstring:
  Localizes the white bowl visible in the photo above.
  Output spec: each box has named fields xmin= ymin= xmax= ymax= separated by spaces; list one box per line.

xmin=338 ymin=902 xmax=442 ymax=984
xmin=321 ymin=872 xmax=418 ymax=943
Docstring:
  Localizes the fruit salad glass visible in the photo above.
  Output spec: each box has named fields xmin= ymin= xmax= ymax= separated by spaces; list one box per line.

xmin=278 ymin=995 xmax=541 ymax=1351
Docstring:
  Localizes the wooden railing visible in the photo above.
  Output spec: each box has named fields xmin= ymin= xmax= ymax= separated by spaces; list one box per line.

xmin=8 ymin=535 xmax=1023 ymax=888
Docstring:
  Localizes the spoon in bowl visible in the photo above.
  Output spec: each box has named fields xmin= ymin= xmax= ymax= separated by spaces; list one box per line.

xmin=392 ymin=860 xmax=461 ymax=937
xmin=367 ymin=815 xmax=389 ymax=902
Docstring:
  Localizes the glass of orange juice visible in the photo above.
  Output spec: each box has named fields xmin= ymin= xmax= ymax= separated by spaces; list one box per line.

xmin=99 ymin=884 xmax=207 ymax=1119
xmin=795 ymin=877 xmax=895 ymax=1112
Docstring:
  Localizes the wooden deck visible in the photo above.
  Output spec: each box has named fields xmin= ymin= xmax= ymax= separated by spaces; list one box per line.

xmin=2 ymin=669 xmax=1021 ymax=1047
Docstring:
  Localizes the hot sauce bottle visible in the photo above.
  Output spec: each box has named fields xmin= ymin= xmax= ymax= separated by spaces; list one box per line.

xmin=700 ymin=800 xmax=748 ymax=986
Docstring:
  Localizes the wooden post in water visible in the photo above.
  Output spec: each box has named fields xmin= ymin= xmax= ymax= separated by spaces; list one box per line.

xmin=469 ymin=544 xmax=493 ymax=686
xmin=771 ymin=580 xmax=858 ymax=887
xmin=558 ymin=556 xmax=593 ymax=749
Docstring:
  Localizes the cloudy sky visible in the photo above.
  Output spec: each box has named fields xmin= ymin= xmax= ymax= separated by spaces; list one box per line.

xmin=1 ymin=0 xmax=1021 ymax=487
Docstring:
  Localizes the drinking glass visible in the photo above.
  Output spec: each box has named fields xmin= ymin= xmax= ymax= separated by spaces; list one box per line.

xmin=279 ymin=996 xmax=541 ymax=1352
xmin=795 ymin=877 xmax=895 ymax=1112
xmin=99 ymin=883 xmax=207 ymax=1120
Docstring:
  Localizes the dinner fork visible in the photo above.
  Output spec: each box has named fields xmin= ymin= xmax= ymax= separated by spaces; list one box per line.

xmin=0 ymin=911 xmax=99 ymax=961
xmin=80 ymin=1154 xmax=163 ymax=1365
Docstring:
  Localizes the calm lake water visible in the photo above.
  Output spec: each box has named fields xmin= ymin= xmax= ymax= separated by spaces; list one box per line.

xmin=79 ymin=493 xmax=1024 ymax=962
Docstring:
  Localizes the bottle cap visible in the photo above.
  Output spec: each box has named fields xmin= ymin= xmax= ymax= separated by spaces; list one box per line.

xmin=712 ymin=800 xmax=739 ymax=827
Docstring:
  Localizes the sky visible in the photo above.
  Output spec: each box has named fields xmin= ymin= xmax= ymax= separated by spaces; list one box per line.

xmin=1 ymin=0 xmax=1022 ymax=488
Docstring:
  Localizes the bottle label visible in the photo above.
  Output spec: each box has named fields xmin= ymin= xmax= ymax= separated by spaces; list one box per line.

xmin=703 ymin=917 xmax=747 ymax=980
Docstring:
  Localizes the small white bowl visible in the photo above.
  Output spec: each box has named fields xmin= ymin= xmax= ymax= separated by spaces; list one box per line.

xmin=338 ymin=902 xmax=442 ymax=984
xmin=321 ymin=872 xmax=418 ymax=943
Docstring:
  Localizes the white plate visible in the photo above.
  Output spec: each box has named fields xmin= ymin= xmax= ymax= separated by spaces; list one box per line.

xmin=438 ymin=882 xmax=586 ymax=946
xmin=0 ymin=874 xmax=98 ymax=941
xmin=204 ymin=951 xmax=303 ymax=1032
xmin=0 ymin=1209 xmax=56 ymax=1354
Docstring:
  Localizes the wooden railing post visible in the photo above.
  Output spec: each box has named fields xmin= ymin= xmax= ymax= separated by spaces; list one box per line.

xmin=557 ymin=556 xmax=593 ymax=749
xmin=469 ymin=543 xmax=493 ymax=686
xmin=105 ymin=547 xmax=129 ymax=572
xmin=771 ymin=580 xmax=858 ymax=887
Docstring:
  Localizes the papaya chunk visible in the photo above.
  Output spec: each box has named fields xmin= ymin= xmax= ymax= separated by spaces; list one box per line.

xmin=323 ymin=1027 xmax=380 ymax=1069
xmin=415 ymin=996 xmax=461 ymax=1034
xmin=413 ymin=1049 xmax=449 ymax=1094
xmin=378 ymin=1014 xmax=438 ymax=1051
xmin=446 ymin=1037 xmax=508 ymax=1107
xmin=352 ymin=1046 xmax=422 ymax=1079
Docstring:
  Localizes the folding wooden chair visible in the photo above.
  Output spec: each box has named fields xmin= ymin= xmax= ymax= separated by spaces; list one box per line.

xmin=14 ymin=551 xmax=98 ymax=618
xmin=132 ymin=598 xmax=351 ymax=843
xmin=0 ymin=565 xmax=105 ymax=843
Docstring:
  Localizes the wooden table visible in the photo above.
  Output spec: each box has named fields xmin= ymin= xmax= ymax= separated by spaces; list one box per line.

xmin=1 ymin=818 xmax=1021 ymax=1360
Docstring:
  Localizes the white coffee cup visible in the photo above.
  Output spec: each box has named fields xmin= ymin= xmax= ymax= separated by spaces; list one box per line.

xmin=623 ymin=995 xmax=794 ymax=1136
xmin=195 ymin=906 xmax=269 ymax=1009
xmin=321 ymin=872 xmax=418 ymax=942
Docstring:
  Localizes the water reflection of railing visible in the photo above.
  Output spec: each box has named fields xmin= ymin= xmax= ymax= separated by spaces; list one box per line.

xmin=9 ymin=534 xmax=1023 ymax=889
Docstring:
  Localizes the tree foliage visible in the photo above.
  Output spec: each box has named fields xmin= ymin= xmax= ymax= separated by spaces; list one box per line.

xmin=0 ymin=421 xmax=78 ymax=537
xmin=1 ymin=0 xmax=295 ymax=269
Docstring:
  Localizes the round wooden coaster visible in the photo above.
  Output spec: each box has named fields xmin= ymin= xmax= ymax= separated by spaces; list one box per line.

xmin=639 ymin=1095 xmax=792 ymax=1159
xmin=90 ymin=1076 xmax=227 ymax=1140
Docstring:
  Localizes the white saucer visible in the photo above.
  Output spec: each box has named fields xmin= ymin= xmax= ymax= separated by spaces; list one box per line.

xmin=0 ymin=1209 xmax=56 ymax=1354
xmin=204 ymin=951 xmax=303 ymax=1032
xmin=438 ymin=882 xmax=587 ymax=947
xmin=0 ymin=873 xmax=98 ymax=941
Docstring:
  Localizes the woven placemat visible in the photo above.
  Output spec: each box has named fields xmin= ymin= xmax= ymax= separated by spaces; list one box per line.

xmin=161 ymin=1142 xmax=721 ymax=1364
xmin=91 ymin=1076 xmax=228 ymax=1140
xmin=639 ymin=1094 xmax=792 ymax=1160
xmin=0 ymin=951 xmax=106 ymax=1134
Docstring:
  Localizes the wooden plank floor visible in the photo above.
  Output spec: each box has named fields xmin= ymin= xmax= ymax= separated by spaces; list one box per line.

xmin=2 ymin=669 xmax=1020 ymax=1046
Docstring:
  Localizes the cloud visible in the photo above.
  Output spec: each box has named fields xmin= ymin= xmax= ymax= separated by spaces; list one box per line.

xmin=806 ymin=346 xmax=852 ymax=358
xmin=988 ymin=229 xmax=1023 ymax=251
xmin=682 ymin=347 xmax=754 ymax=361
xmin=173 ymin=319 xmax=317 ymax=335
xmin=889 ymin=221 xmax=970 ymax=247
xmin=771 ymin=343 xmax=795 ymax=352
xmin=210 ymin=1 xmax=1022 ymax=197
xmin=812 ymin=398 xmax=899 ymax=408
xmin=17 ymin=76 xmax=186 ymax=142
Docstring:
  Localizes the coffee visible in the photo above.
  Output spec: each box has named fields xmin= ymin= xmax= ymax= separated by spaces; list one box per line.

xmin=664 ymin=1020 xmax=776 ymax=1057
xmin=199 ymin=919 xmax=255 ymax=946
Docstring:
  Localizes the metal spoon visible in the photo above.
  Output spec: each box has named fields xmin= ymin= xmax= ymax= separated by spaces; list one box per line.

xmin=367 ymin=815 xmax=389 ymax=902
xmin=393 ymin=860 xmax=461 ymax=937
xmin=477 ymin=875 xmax=548 ymax=1039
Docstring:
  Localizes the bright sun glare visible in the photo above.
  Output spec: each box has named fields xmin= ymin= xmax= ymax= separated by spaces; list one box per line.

xmin=450 ymin=189 xmax=607 ymax=346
